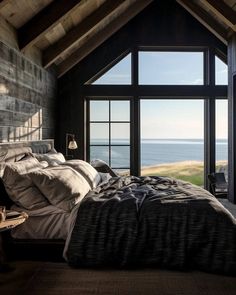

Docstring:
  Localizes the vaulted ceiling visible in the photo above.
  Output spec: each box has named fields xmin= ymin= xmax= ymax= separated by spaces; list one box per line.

xmin=0 ymin=0 xmax=235 ymax=77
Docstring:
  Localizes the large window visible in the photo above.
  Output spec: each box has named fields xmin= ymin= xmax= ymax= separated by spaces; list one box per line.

xmin=88 ymin=100 xmax=130 ymax=175
xmin=140 ymin=99 xmax=204 ymax=186
xmin=85 ymin=49 xmax=227 ymax=189
xmin=139 ymin=51 xmax=204 ymax=85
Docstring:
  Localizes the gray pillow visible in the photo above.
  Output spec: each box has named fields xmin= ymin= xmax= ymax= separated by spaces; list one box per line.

xmin=62 ymin=160 xmax=101 ymax=189
xmin=29 ymin=166 xmax=91 ymax=212
xmin=2 ymin=157 xmax=49 ymax=210
xmin=91 ymin=159 xmax=118 ymax=177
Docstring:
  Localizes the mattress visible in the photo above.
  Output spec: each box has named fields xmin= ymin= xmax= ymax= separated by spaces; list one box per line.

xmin=10 ymin=204 xmax=79 ymax=240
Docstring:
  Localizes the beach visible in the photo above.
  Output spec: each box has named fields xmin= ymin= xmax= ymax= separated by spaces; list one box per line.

xmin=140 ymin=160 xmax=227 ymax=186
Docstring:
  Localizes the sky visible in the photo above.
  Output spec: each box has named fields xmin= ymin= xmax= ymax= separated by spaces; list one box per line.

xmin=92 ymin=52 xmax=228 ymax=139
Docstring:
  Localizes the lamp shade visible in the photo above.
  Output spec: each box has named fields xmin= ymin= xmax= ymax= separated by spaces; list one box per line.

xmin=68 ymin=140 xmax=78 ymax=150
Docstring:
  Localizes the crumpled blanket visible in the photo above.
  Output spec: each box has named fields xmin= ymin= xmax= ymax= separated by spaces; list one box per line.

xmin=65 ymin=176 xmax=236 ymax=275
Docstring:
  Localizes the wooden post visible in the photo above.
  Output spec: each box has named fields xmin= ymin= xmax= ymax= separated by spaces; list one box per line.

xmin=228 ymin=33 xmax=236 ymax=204
xmin=204 ymin=49 xmax=216 ymax=191
xmin=130 ymin=48 xmax=140 ymax=176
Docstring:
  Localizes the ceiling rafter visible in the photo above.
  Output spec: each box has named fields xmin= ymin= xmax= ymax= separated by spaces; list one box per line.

xmin=177 ymin=0 xmax=228 ymax=44
xmin=57 ymin=0 xmax=153 ymax=77
xmin=18 ymin=0 xmax=83 ymax=51
xmin=43 ymin=0 xmax=127 ymax=68
xmin=0 ymin=0 xmax=9 ymax=9
xmin=204 ymin=0 xmax=236 ymax=30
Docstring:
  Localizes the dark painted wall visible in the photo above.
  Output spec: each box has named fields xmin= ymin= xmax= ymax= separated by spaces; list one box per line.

xmin=0 ymin=41 xmax=57 ymax=142
xmin=57 ymin=0 xmax=227 ymax=157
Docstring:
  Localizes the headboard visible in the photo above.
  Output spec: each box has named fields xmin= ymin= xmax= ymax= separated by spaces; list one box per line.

xmin=0 ymin=139 xmax=54 ymax=157
xmin=0 ymin=139 xmax=54 ymax=174
xmin=0 ymin=139 xmax=54 ymax=207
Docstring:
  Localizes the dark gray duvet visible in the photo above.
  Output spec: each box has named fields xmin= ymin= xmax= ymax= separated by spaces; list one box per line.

xmin=66 ymin=176 xmax=236 ymax=274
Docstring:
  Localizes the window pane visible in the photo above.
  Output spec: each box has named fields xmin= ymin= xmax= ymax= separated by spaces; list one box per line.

xmin=216 ymin=100 xmax=228 ymax=177
xmin=141 ymin=100 xmax=204 ymax=186
xmin=92 ymin=53 xmax=131 ymax=85
xmin=111 ymin=123 xmax=130 ymax=144
xmin=90 ymin=146 xmax=109 ymax=164
xmin=89 ymin=99 xmax=131 ymax=169
xmin=111 ymin=101 xmax=130 ymax=121
xmin=139 ymin=52 xmax=204 ymax=85
xmin=111 ymin=146 xmax=130 ymax=168
xmin=90 ymin=123 xmax=109 ymax=144
xmin=90 ymin=101 xmax=109 ymax=121
xmin=215 ymin=56 xmax=228 ymax=85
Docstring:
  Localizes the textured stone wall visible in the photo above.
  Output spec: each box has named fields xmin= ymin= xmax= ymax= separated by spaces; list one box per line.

xmin=0 ymin=41 xmax=56 ymax=142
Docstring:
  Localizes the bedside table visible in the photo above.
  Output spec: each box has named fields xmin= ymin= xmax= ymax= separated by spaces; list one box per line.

xmin=0 ymin=211 xmax=28 ymax=272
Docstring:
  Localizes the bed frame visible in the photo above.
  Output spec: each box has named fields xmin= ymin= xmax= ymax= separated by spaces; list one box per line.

xmin=0 ymin=140 xmax=65 ymax=261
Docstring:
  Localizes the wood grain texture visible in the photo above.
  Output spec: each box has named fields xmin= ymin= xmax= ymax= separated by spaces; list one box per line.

xmin=57 ymin=0 xmax=153 ymax=77
xmin=204 ymin=0 xmax=236 ymax=28
xmin=0 ymin=15 xmax=18 ymax=49
xmin=43 ymin=0 xmax=127 ymax=67
xmin=1 ymin=261 xmax=236 ymax=295
xmin=0 ymin=0 xmax=53 ymax=28
xmin=0 ymin=41 xmax=56 ymax=143
xmin=18 ymin=0 xmax=83 ymax=50
xmin=177 ymin=0 xmax=228 ymax=44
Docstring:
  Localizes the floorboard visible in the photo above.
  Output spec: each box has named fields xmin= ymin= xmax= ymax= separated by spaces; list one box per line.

xmin=1 ymin=261 xmax=236 ymax=295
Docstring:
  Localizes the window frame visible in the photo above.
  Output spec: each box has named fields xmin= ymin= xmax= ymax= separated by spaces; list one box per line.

xmin=86 ymin=98 xmax=132 ymax=172
xmin=83 ymin=46 xmax=228 ymax=190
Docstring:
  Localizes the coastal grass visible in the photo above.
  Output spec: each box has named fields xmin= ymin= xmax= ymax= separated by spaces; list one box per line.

xmin=141 ymin=160 xmax=227 ymax=186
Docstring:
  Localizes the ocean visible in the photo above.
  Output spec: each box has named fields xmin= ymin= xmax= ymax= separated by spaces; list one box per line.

xmin=90 ymin=139 xmax=228 ymax=168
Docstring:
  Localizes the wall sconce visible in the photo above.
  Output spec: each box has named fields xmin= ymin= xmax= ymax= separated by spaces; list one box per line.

xmin=66 ymin=133 xmax=78 ymax=157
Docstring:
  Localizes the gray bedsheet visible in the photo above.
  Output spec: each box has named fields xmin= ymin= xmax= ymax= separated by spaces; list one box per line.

xmin=65 ymin=176 xmax=236 ymax=274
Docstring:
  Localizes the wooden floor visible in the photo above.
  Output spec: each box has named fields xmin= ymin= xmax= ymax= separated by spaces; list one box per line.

xmin=0 ymin=261 xmax=236 ymax=295
xmin=0 ymin=198 xmax=236 ymax=294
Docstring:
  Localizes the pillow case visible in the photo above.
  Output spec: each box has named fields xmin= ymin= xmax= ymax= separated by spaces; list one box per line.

xmin=29 ymin=166 xmax=91 ymax=212
xmin=62 ymin=160 xmax=101 ymax=189
xmin=91 ymin=159 xmax=119 ymax=177
xmin=2 ymin=156 xmax=49 ymax=210
xmin=33 ymin=150 xmax=66 ymax=166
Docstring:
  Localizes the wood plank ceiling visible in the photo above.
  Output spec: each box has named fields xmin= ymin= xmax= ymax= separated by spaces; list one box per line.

xmin=0 ymin=0 xmax=235 ymax=77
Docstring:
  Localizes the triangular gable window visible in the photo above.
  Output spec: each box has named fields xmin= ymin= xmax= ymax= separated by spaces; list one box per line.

xmin=92 ymin=53 xmax=131 ymax=85
xmin=215 ymin=55 xmax=228 ymax=85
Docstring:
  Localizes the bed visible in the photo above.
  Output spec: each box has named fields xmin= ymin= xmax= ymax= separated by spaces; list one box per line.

xmin=0 ymin=140 xmax=236 ymax=275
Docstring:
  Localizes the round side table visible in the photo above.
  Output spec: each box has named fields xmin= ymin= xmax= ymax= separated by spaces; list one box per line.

xmin=0 ymin=211 xmax=28 ymax=272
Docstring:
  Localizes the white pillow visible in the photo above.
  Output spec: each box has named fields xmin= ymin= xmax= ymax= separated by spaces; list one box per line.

xmin=29 ymin=166 xmax=91 ymax=212
xmin=62 ymin=160 xmax=101 ymax=189
xmin=33 ymin=151 xmax=66 ymax=166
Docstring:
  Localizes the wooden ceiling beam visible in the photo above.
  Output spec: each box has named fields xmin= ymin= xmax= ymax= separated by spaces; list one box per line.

xmin=177 ymin=0 xmax=228 ymax=44
xmin=43 ymin=0 xmax=126 ymax=68
xmin=0 ymin=0 xmax=9 ymax=10
xmin=57 ymin=0 xmax=153 ymax=77
xmin=204 ymin=0 xmax=236 ymax=30
xmin=18 ymin=0 xmax=82 ymax=50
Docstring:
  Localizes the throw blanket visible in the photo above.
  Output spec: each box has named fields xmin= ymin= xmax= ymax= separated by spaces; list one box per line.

xmin=66 ymin=176 xmax=236 ymax=274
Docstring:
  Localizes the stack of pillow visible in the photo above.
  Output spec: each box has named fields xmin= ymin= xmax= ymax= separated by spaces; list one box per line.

xmin=2 ymin=150 xmax=103 ymax=212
